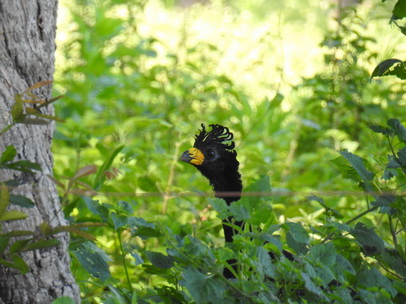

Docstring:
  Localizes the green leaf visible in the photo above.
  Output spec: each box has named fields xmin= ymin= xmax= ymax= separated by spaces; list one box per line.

xmin=387 ymin=118 xmax=406 ymax=142
xmin=369 ymin=124 xmax=392 ymax=136
xmin=145 ymin=251 xmax=174 ymax=269
xmin=393 ymin=0 xmax=406 ymax=19
xmin=9 ymin=239 xmax=31 ymax=254
xmin=301 ymin=270 xmax=328 ymax=301
xmin=244 ymin=176 xmax=271 ymax=206
xmin=9 ymin=194 xmax=35 ymax=208
xmin=11 ymin=98 xmax=25 ymax=122
xmin=381 ymin=249 xmax=406 ymax=278
xmin=22 ymin=118 xmax=50 ymax=125
xmin=0 ymin=124 xmax=14 ymax=136
xmin=180 ymin=267 xmax=226 ymax=304
xmin=384 ymin=61 xmax=406 ymax=79
xmin=111 ymin=212 xmax=128 ymax=230
xmin=371 ymin=59 xmax=402 ymax=78
xmin=330 ymin=156 xmax=360 ymax=181
xmin=0 ymin=230 xmax=35 ymax=237
xmin=0 ymin=146 xmax=17 ymax=164
xmin=52 ymin=296 xmax=77 ymax=304
xmin=257 ymin=246 xmax=275 ymax=278
xmin=9 ymin=254 xmax=29 ymax=274
xmin=339 ymin=150 xmax=375 ymax=182
xmin=2 ymin=160 xmax=42 ymax=173
xmin=372 ymin=195 xmax=396 ymax=214
xmin=393 ymin=280 xmax=406 ymax=296
xmin=209 ymin=198 xmax=229 ymax=220
xmin=351 ymin=222 xmax=385 ymax=255
xmin=307 ymin=195 xmax=343 ymax=219
xmin=129 ymin=250 xmax=144 ymax=266
xmin=82 ymin=196 xmax=109 ymax=222
xmin=334 ymin=254 xmax=355 ymax=282
xmin=93 ymin=145 xmax=124 ymax=191
xmin=398 ymin=146 xmax=406 ymax=165
xmin=73 ymin=241 xmax=111 ymax=281
xmin=116 ymin=200 xmax=134 ymax=215
xmin=228 ymin=201 xmax=249 ymax=221
xmin=0 ymin=237 xmax=10 ymax=253
xmin=284 ymin=222 xmax=309 ymax=254
xmin=128 ymin=216 xmax=159 ymax=239
xmin=0 ymin=210 xmax=28 ymax=221
xmin=308 ymin=243 xmax=336 ymax=267
xmin=0 ymin=184 xmax=10 ymax=216
xmin=358 ymin=267 xmax=396 ymax=298
xmin=21 ymin=239 xmax=60 ymax=252
xmin=285 ymin=222 xmax=309 ymax=244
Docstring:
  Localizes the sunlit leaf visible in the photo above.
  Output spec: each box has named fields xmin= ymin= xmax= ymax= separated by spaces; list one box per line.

xmin=339 ymin=150 xmax=374 ymax=182
xmin=0 ymin=210 xmax=27 ymax=221
xmin=0 ymin=146 xmax=17 ymax=164
xmin=73 ymin=241 xmax=111 ymax=281
xmin=11 ymin=98 xmax=24 ymax=122
xmin=371 ymin=59 xmax=402 ymax=78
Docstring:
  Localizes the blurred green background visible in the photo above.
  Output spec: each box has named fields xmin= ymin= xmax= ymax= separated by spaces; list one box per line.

xmin=51 ymin=0 xmax=405 ymax=300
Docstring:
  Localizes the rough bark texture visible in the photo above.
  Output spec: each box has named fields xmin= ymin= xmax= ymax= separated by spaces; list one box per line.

xmin=0 ymin=1 xmax=80 ymax=303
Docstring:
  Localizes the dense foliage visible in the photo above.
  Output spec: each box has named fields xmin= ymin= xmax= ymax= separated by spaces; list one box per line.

xmin=1 ymin=0 xmax=406 ymax=303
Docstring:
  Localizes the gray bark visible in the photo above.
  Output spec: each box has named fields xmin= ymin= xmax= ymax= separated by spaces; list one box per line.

xmin=0 ymin=1 xmax=80 ymax=303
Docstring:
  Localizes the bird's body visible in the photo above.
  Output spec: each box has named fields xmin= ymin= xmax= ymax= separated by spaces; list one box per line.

xmin=181 ymin=124 xmax=243 ymax=277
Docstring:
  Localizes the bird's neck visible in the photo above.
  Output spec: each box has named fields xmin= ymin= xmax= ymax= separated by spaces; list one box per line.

xmin=212 ymin=172 xmax=242 ymax=205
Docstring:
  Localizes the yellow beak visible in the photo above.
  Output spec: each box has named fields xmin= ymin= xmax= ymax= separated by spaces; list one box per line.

xmin=180 ymin=147 xmax=204 ymax=166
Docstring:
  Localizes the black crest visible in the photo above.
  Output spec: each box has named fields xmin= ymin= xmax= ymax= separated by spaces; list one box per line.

xmin=194 ymin=124 xmax=235 ymax=150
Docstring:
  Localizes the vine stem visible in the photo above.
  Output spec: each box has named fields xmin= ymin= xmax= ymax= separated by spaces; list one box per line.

xmin=321 ymin=206 xmax=378 ymax=244
xmin=117 ymin=229 xmax=133 ymax=294
xmin=162 ymin=140 xmax=183 ymax=214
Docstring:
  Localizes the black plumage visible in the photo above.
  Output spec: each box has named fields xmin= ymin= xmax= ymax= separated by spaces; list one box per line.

xmin=180 ymin=124 xmax=245 ymax=278
xmin=180 ymin=124 xmax=243 ymax=244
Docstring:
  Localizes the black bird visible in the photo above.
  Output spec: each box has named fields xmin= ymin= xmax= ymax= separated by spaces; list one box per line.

xmin=180 ymin=124 xmax=243 ymax=243
xmin=180 ymin=125 xmax=356 ymax=301
xmin=180 ymin=124 xmax=245 ymax=278
xmin=181 ymin=124 xmax=295 ymax=279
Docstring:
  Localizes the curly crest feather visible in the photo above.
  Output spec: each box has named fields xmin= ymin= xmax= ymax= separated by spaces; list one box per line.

xmin=194 ymin=124 xmax=236 ymax=150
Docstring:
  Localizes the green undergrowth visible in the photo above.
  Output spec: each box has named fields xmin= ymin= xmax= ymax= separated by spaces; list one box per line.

xmin=1 ymin=0 xmax=406 ymax=303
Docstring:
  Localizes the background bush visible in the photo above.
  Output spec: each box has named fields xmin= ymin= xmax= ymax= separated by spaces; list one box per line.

xmin=49 ymin=0 xmax=406 ymax=302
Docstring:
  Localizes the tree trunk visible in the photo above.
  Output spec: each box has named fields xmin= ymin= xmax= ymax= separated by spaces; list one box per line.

xmin=0 ymin=1 xmax=80 ymax=303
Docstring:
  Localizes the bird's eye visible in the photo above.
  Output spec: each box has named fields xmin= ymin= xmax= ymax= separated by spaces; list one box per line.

xmin=206 ymin=149 xmax=216 ymax=159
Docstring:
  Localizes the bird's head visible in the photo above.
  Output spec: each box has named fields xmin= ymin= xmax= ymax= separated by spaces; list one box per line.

xmin=181 ymin=124 xmax=242 ymax=203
